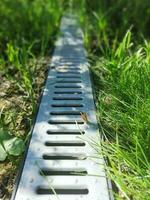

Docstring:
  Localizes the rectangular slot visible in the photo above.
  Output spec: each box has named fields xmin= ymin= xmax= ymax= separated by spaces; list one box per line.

xmin=60 ymin=58 xmax=82 ymax=61
xmin=60 ymin=59 xmax=82 ymax=62
xmin=43 ymin=154 xmax=86 ymax=160
xmin=57 ymin=66 xmax=81 ymax=70
xmin=50 ymin=111 xmax=81 ymax=115
xmin=50 ymin=66 xmax=55 ymax=69
xmin=60 ymin=61 xmax=83 ymax=64
xmin=60 ymin=58 xmax=85 ymax=61
xmin=57 ymin=66 xmax=81 ymax=68
xmin=52 ymin=97 xmax=83 ymax=100
xmin=56 ymin=80 xmax=82 ymax=83
xmin=46 ymin=130 xmax=85 ymax=135
xmin=36 ymin=187 xmax=89 ymax=195
xmin=57 ymin=76 xmax=81 ymax=79
xmin=40 ymin=168 xmax=87 ymax=176
xmin=61 ymin=58 xmax=85 ymax=60
xmin=54 ymin=91 xmax=82 ymax=94
xmin=57 ymin=71 xmax=81 ymax=74
xmin=48 ymin=120 xmax=84 ymax=124
xmin=55 ymin=85 xmax=82 ymax=88
xmin=51 ymin=104 xmax=83 ymax=107
xmin=45 ymin=141 xmax=86 ymax=146
xmin=57 ymin=70 xmax=81 ymax=73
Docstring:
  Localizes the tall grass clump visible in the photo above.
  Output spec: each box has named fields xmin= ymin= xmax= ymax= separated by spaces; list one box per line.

xmin=0 ymin=0 xmax=66 ymax=54
xmin=72 ymin=0 xmax=150 ymax=199
xmin=0 ymin=0 xmax=65 ymax=145
xmin=0 ymin=0 xmax=65 ymax=112
xmin=92 ymin=34 xmax=150 ymax=200
xmin=74 ymin=0 xmax=150 ymax=53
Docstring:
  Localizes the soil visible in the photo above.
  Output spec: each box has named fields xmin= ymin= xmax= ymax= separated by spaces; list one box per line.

xmin=0 ymin=57 xmax=50 ymax=200
xmin=0 ymin=162 xmax=17 ymax=200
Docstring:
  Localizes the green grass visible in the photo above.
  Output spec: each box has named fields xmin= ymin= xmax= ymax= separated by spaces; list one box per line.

xmin=72 ymin=0 xmax=150 ymax=199
xmin=92 ymin=42 xmax=150 ymax=199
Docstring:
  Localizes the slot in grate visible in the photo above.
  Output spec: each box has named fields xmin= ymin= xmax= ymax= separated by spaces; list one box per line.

xmin=48 ymin=120 xmax=84 ymax=125
xmin=52 ymin=97 xmax=83 ymax=100
xmin=56 ymin=80 xmax=82 ymax=83
xmin=45 ymin=141 xmax=86 ymax=146
xmin=40 ymin=168 xmax=87 ymax=176
xmin=51 ymin=104 xmax=84 ymax=107
xmin=50 ymin=111 xmax=81 ymax=115
xmin=55 ymin=85 xmax=82 ymax=88
xmin=46 ymin=130 xmax=85 ymax=135
xmin=54 ymin=91 xmax=82 ymax=94
xmin=43 ymin=154 xmax=87 ymax=160
xmin=56 ymin=76 xmax=81 ymax=78
xmin=36 ymin=187 xmax=89 ymax=195
xmin=57 ymin=71 xmax=81 ymax=74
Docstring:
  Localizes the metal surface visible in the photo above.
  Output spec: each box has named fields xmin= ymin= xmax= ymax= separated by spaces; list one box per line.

xmin=13 ymin=14 xmax=113 ymax=200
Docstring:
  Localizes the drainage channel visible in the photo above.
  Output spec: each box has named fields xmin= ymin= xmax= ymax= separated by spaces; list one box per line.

xmin=12 ymin=14 xmax=113 ymax=200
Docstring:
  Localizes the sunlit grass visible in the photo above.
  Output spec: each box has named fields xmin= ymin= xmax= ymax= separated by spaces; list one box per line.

xmin=74 ymin=0 xmax=150 ymax=199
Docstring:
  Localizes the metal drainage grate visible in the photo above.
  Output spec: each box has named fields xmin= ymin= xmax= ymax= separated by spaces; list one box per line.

xmin=12 ymin=14 xmax=113 ymax=200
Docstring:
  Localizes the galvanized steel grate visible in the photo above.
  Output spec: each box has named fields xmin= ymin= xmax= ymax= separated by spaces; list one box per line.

xmin=12 ymin=14 xmax=113 ymax=200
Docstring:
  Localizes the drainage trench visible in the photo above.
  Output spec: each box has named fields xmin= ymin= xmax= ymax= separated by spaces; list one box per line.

xmin=12 ymin=14 xmax=113 ymax=200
